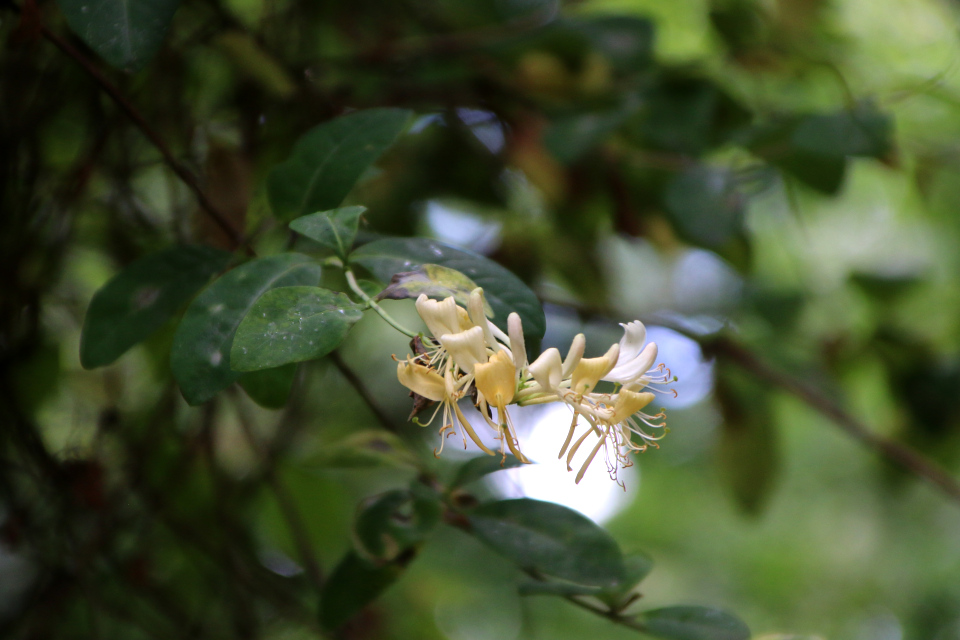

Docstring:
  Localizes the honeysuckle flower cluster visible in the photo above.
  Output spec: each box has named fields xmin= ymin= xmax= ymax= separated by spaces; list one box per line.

xmin=395 ymin=289 xmax=674 ymax=484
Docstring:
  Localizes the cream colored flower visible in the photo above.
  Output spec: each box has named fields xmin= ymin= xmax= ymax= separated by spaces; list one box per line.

xmin=396 ymin=289 xmax=672 ymax=483
xmin=516 ymin=321 xmax=671 ymax=484
xmin=398 ymin=290 xmax=523 ymax=458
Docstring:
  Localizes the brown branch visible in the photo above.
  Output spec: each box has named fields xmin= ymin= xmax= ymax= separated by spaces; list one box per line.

xmin=39 ymin=25 xmax=248 ymax=252
xmin=542 ymin=297 xmax=960 ymax=506
xmin=330 ymin=350 xmax=399 ymax=433
xmin=230 ymin=389 xmax=325 ymax=591
xmin=705 ymin=336 xmax=960 ymax=504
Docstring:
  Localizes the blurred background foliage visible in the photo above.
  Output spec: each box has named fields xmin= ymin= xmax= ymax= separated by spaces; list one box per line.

xmin=4 ymin=0 xmax=960 ymax=638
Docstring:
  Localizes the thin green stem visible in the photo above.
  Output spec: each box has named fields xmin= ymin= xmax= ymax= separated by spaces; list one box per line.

xmin=344 ymin=268 xmax=418 ymax=338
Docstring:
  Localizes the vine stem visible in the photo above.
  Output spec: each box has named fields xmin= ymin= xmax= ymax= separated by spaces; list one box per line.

xmin=36 ymin=22 xmax=250 ymax=253
xmin=344 ymin=267 xmax=418 ymax=338
xmin=541 ymin=296 xmax=960 ymax=508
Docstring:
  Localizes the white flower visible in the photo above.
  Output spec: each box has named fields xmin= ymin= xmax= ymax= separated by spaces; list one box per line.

xmin=517 ymin=322 xmax=671 ymax=484
xmin=396 ymin=289 xmax=673 ymax=484
xmin=603 ymin=321 xmax=662 ymax=387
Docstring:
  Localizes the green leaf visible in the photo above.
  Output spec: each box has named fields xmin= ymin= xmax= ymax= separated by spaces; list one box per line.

xmin=450 ymin=454 xmax=526 ymax=489
xmin=640 ymin=606 xmax=750 ymax=640
xmin=746 ymin=104 xmax=892 ymax=195
xmin=375 ymin=264 xmax=493 ymax=316
xmin=238 ymin=363 xmax=297 ymax=409
xmin=80 ymin=245 xmax=231 ymax=369
xmin=267 ymin=109 xmax=411 ymax=221
xmin=355 ymin=491 xmax=411 ymax=561
xmin=632 ymin=75 xmax=750 ymax=155
xmin=791 ymin=104 xmax=892 ymax=158
xmin=576 ymin=16 xmax=654 ymax=73
xmin=230 ymin=286 xmax=363 ymax=371
xmin=466 ymin=498 xmax=624 ymax=587
xmin=170 ymin=254 xmax=322 ymax=405
xmin=56 ymin=0 xmax=181 ymax=72
xmin=545 ymin=100 xmax=638 ymax=164
xmin=664 ymin=166 xmax=745 ymax=249
xmin=715 ymin=366 xmax=778 ymax=516
xmin=351 ymin=238 xmax=545 ymax=342
xmin=319 ymin=550 xmax=412 ymax=631
xmin=354 ymin=487 xmax=440 ymax=561
xmin=289 ymin=206 xmax=367 ymax=260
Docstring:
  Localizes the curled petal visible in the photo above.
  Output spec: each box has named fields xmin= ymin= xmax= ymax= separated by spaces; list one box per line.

xmin=475 ymin=349 xmax=516 ymax=405
xmin=609 ymin=389 xmax=655 ymax=424
xmin=570 ymin=343 xmax=619 ymax=395
xmin=397 ymin=360 xmax=446 ymax=401
xmin=604 ymin=342 xmax=658 ymax=384
xmin=616 ymin=321 xmax=647 ymax=362
xmin=528 ymin=348 xmax=562 ymax=392
xmin=468 ymin=288 xmax=499 ymax=350
xmin=439 ymin=326 xmax=487 ymax=373
xmin=416 ymin=295 xmax=462 ymax=338
xmin=561 ymin=333 xmax=586 ymax=378
xmin=507 ymin=313 xmax=526 ymax=370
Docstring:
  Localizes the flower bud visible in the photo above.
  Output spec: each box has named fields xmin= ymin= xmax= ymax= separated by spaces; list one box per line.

xmin=507 ymin=312 xmax=526 ymax=370
xmin=528 ymin=347 xmax=562 ymax=392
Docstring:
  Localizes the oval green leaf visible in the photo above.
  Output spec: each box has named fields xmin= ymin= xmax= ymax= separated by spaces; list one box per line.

xmin=267 ymin=109 xmax=411 ymax=221
xmin=466 ymin=498 xmax=624 ymax=587
xmin=56 ymin=0 xmax=181 ymax=72
xmin=319 ymin=550 xmax=413 ymax=631
xmin=450 ymin=454 xmax=526 ymax=489
xmin=80 ymin=245 xmax=231 ymax=369
xmin=289 ymin=206 xmax=366 ymax=260
xmin=353 ymin=487 xmax=440 ymax=562
xmin=641 ymin=606 xmax=751 ymax=640
xmin=170 ymin=253 xmax=322 ymax=405
xmin=230 ymin=286 xmax=363 ymax=371
xmin=664 ymin=166 xmax=745 ymax=249
xmin=351 ymin=238 xmax=545 ymax=342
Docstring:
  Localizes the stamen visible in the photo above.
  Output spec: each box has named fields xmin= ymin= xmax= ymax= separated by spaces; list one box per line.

xmin=557 ymin=413 xmax=579 ymax=459
xmin=565 ymin=427 xmax=594 ymax=472
xmin=576 ymin=435 xmax=606 ymax=484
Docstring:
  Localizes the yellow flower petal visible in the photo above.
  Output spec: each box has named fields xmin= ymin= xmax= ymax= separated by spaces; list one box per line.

xmin=474 ymin=349 xmax=516 ymax=405
xmin=609 ymin=390 xmax=654 ymax=424
xmin=569 ymin=343 xmax=619 ymax=395
xmin=396 ymin=360 xmax=446 ymax=401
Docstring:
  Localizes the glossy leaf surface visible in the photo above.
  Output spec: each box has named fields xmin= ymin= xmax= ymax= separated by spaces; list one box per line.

xmin=57 ymin=0 xmax=181 ymax=71
xmin=289 ymin=206 xmax=366 ymax=260
xmin=466 ymin=498 xmax=624 ymax=587
xmin=170 ymin=254 xmax=321 ymax=405
xmin=80 ymin=245 xmax=231 ymax=369
xmin=268 ymin=109 xmax=411 ymax=221
xmin=640 ymin=606 xmax=751 ymax=640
